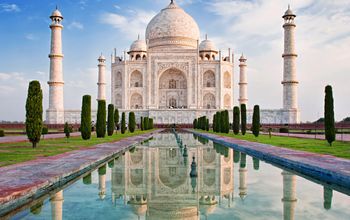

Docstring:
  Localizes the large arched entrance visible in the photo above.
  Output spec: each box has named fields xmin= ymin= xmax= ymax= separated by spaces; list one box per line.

xmin=158 ymin=68 xmax=187 ymax=109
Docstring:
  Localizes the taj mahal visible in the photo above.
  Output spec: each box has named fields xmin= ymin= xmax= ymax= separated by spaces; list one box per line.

xmin=46 ymin=0 xmax=300 ymax=124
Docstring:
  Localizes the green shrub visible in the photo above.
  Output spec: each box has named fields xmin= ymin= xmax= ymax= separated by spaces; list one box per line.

xmin=140 ymin=116 xmax=144 ymax=131
xmin=64 ymin=122 xmax=72 ymax=140
xmin=233 ymin=106 xmax=240 ymax=135
xmin=252 ymin=105 xmax=260 ymax=137
xmin=150 ymin=118 xmax=154 ymax=129
xmin=206 ymin=118 xmax=209 ymax=131
xmin=114 ymin=108 xmax=119 ymax=133
xmin=96 ymin=100 xmax=106 ymax=138
xmin=279 ymin=127 xmax=289 ymax=133
xmin=129 ymin=112 xmax=136 ymax=133
xmin=121 ymin=112 xmax=126 ymax=134
xmin=41 ymin=126 xmax=48 ymax=139
xmin=324 ymin=85 xmax=335 ymax=146
xmin=144 ymin=117 xmax=149 ymax=130
xmin=25 ymin=80 xmax=43 ymax=148
xmin=81 ymin=95 xmax=91 ymax=140
xmin=193 ymin=119 xmax=197 ymax=129
xmin=107 ymin=104 xmax=115 ymax=136
xmin=241 ymin=104 xmax=247 ymax=135
xmin=0 ymin=129 xmax=4 ymax=137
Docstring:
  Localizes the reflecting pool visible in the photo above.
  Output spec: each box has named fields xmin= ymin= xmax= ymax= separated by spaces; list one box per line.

xmin=8 ymin=132 xmax=350 ymax=219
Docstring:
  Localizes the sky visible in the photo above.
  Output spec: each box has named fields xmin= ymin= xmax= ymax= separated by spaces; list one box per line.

xmin=0 ymin=0 xmax=349 ymax=122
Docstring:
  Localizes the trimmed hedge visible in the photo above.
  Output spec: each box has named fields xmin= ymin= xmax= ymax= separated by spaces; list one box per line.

xmin=241 ymin=104 xmax=247 ymax=135
xmin=252 ymin=105 xmax=260 ymax=137
xmin=107 ymin=104 xmax=115 ymax=136
xmin=324 ymin=85 xmax=335 ymax=146
xmin=25 ymin=80 xmax=43 ymax=148
xmin=121 ymin=112 xmax=126 ymax=134
xmin=96 ymin=100 xmax=106 ymax=138
xmin=81 ymin=95 xmax=91 ymax=140
xmin=129 ymin=112 xmax=136 ymax=133
xmin=0 ymin=129 xmax=4 ymax=137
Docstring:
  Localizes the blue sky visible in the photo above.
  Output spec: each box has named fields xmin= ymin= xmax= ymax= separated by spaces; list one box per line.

xmin=0 ymin=0 xmax=349 ymax=122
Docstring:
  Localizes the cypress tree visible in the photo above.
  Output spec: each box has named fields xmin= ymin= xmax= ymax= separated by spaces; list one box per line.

xmin=213 ymin=114 xmax=216 ymax=132
xmin=233 ymin=106 xmax=240 ymax=135
xmin=107 ymin=104 xmax=114 ymax=136
xmin=81 ymin=95 xmax=91 ymax=140
xmin=143 ymin=117 xmax=148 ymax=130
xmin=324 ymin=85 xmax=335 ymax=146
xmin=114 ymin=108 xmax=119 ymax=133
xmin=96 ymin=100 xmax=106 ymax=138
xmin=25 ymin=80 xmax=43 ymax=148
xmin=121 ymin=112 xmax=126 ymax=134
xmin=150 ymin=118 xmax=154 ymax=129
xmin=241 ymin=104 xmax=247 ymax=135
xmin=206 ymin=118 xmax=209 ymax=131
xmin=252 ymin=105 xmax=260 ymax=137
xmin=141 ymin=116 xmax=144 ymax=131
xmin=193 ymin=119 xmax=197 ymax=129
xmin=218 ymin=112 xmax=225 ymax=133
xmin=129 ymin=112 xmax=136 ymax=133
xmin=223 ymin=110 xmax=229 ymax=133
xmin=217 ymin=112 xmax=222 ymax=132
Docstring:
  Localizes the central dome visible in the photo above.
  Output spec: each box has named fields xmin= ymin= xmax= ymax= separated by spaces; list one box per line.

xmin=145 ymin=1 xmax=200 ymax=49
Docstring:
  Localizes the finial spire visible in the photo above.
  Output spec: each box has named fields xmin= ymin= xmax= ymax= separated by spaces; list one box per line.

xmin=171 ymin=0 xmax=174 ymax=4
xmin=137 ymin=34 xmax=140 ymax=40
xmin=205 ymin=34 xmax=208 ymax=40
xmin=288 ymin=4 xmax=290 ymax=10
xmin=56 ymin=5 xmax=58 ymax=10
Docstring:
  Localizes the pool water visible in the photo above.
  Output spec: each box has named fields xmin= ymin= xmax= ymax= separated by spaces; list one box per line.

xmin=9 ymin=132 xmax=350 ymax=220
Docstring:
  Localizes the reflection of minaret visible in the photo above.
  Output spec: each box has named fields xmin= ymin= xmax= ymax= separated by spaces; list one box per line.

xmin=50 ymin=190 xmax=64 ymax=220
xmin=99 ymin=166 xmax=107 ymax=200
xmin=239 ymin=153 xmax=247 ymax=200
xmin=281 ymin=171 xmax=297 ymax=220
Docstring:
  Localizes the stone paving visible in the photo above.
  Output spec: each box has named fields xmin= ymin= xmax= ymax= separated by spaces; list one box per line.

xmin=188 ymin=129 xmax=350 ymax=190
xmin=0 ymin=132 xmax=81 ymax=144
xmin=0 ymin=130 xmax=160 ymax=216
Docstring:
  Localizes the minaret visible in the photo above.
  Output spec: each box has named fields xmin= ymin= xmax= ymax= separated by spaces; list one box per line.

xmin=281 ymin=171 xmax=297 ymax=220
xmin=238 ymin=54 xmax=248 ymax=106
xmin=282 ymin=5 xmax=298 ymax=110
xmin=97 ymin=54 xmax=106 ymax=101
xmin=50 ymin=190 xmax=64 ymax=220
xmin=47 ymin=7 xmax=64 ymax=124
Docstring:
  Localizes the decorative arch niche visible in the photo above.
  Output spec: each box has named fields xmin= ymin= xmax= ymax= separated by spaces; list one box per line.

xmin=130 ymin=70 xmax=143 ymax=87
xmin=158 ymin=68 xmax=187 ymax=109
xmin=203 ymin=93 xmax=215 ymax=109
xmin=115 ymin=72 xmax=122 ymax=88
xmin=130 ymin=93 xmax=142 ymax=109
xmin=224 ymin=72 xmax=231 ymax=88
xmin=203 ymin=70 xmax=215 ymax=87
xmin=224 ymin=94 xmax=231 ymax=108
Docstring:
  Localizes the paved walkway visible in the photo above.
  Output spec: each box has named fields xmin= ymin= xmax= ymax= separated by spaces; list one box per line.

xmin=0 ymin=132 xmax=82 ymax=144
xmin=189 ymin=129 xmax=350 ymax=190
xmin=262 ymin=132 xmax=350 ymax=142
xmin=0 ymin=130 xmax=160 ymax=216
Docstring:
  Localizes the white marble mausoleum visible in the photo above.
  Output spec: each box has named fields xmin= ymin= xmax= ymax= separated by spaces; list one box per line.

xmin=46 ymin=1 xmax=300 ymax=124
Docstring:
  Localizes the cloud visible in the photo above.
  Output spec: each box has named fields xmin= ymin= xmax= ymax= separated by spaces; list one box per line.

xmin=100 ymin=9 xmax=156 ymax=39
xmin=68 ymin=21 xmax=84 ymax=30
xmin=25 ymin=33 xmax=36 ymax=40
xmin=0 ymin=3 xmax=20 ymax=12
xmin=200 ymin=0 xmax=350 ymax=121
xmin=113 ymin=4 xmax=121 ymax=10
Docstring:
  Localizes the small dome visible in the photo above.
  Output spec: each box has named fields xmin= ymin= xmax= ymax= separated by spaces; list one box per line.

xmin=50 ymin=9 xmax=63 ymax=19
xmin=145 ymin=0 xmax=200 ymax=49
xmin=98 ymin=54 xmax=106 ymax=61
xmin=239 ymin=54 xmax=246 ymax=61
xmin=129 ymin=39 xmax=147 ymax=52
xmin=283 ymin=5 xmax=296 ymax=18
xmin=199 ymin=39 xmax=217 ymax=52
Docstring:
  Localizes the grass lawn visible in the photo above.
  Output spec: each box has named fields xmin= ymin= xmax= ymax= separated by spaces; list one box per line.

xmin=196 ymin=130 xmax=350 ymax=159
xmin=0 ymin=130 xmax=154 ymax=167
